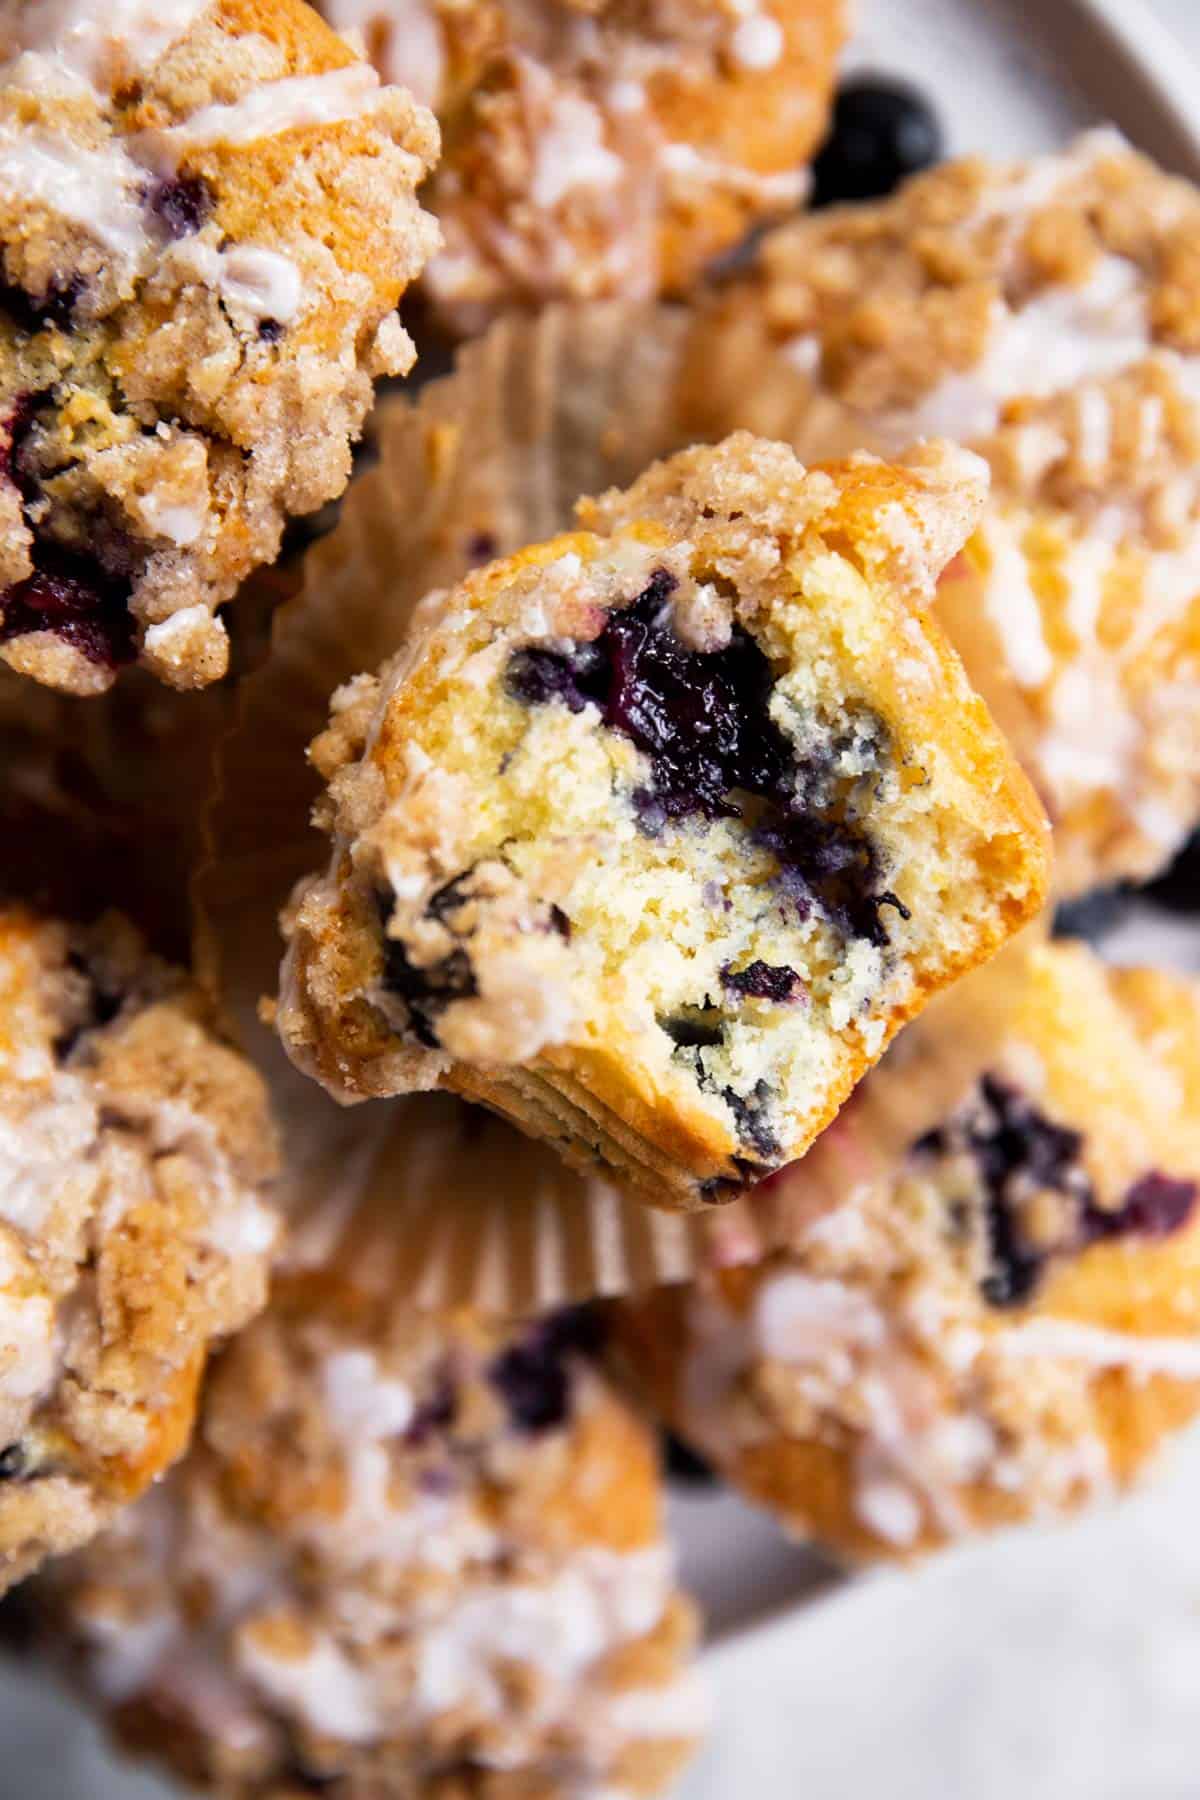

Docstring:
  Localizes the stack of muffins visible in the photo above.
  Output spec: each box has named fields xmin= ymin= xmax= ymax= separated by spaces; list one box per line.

xmin=1 ymin=3 xmax=1198 ymax=1797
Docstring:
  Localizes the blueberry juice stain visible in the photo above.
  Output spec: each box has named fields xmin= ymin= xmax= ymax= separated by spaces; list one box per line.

xmin=506 ymin=568 xmax=905 ymax=949
xmin=918 ymin=1075 xmax=1199 ymax=1309
xmin=0 ymin=391 xmax=136 ymax=671
xmin=504 ymin=568 xmax=911 ymax=1175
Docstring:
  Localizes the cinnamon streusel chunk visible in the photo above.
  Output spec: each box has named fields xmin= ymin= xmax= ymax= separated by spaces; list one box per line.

xmin=701 ymin=131 xmax=1200 ymax=895
xmin=615 ymin=939 xmax=1200 ymax=1558
xmin=278 ymin=433 xmax=1049 ymax=1211
xmin=0 ymin=904 xmax=279 ymax=1590
xmin=0 ymin=0 xmax=439 ymax=694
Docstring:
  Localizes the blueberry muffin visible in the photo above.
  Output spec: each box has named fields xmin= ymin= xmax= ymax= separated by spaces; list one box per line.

xmin=614 ymin=940 xmax=1200 ymax=1559
xmin=696 ymin=132 xmax=1200 ymax=897
xmin=0 ymin=903 xmax=279 ymax=1591
xmin=33 ymin=1232 xmax=703 ymax=1797
xmin=0 ymin=0 xmax=439 ymax=694
xmin=278 ymin=432 xmax=1050 ymax=1211
xmin=317 ymin=0 xmax=843 ymax=335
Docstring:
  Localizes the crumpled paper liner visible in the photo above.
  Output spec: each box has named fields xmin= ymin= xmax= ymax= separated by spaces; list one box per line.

xmin=196 ymin=301 xmax=1000 ymax=1311
xmin=0 ymin=665 xmax=232 ymax=959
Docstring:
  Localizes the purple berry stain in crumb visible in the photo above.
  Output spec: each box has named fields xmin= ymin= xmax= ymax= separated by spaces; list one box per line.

xmin=487 ymin=1306 xmax=605 ymax=1435
xmin=382 ymin=868 xmax=570 ymax=1047
xmin=0 ymin=397 xmax=136 ymax=670
xmin=506 ymin=569 xmax=910 ymax=1172
xmin=1 ymin=391 xmax=44 ymax=497
xmin=0 ymin=275 xmax=83 ymax=335
xmin=721 ymin=1079 xmax=781 ymax=1161
xmin=506 ymin=569 xmax=904 ymax=949
xmin=918 ymin=1075 xmax=1198 ymax=1308
xmin=404 ymin=1369 xmax=457 ymax=1446
xmin=377 ymin=883 xmax=478 ymax=1049
xmin=0 ymin=552 xmax=135 ymax=671
xmin=1082 ymin=1171 xmax=1197 ymax=1243
xmin=722 ymin=960 xmax=804 ymax=1003
xmin=147 ymin=174 xmax=214 ymax=239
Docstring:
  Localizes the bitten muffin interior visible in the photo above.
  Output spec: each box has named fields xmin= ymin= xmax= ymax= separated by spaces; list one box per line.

xmin=284 ymin=434 xmax=1049 ymax=1207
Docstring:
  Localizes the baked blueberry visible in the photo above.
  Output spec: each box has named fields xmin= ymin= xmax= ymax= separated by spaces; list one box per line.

xmin=1052 ymin=888 xmax=1132 ymax=944
xmin=662 ymin=1431 xmax=720 ymax=1486
xmin=146 ymin=175 xmax=214 ymax=240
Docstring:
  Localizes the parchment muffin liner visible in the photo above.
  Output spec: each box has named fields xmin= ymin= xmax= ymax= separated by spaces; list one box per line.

xmin=196 ymin=300 xmax=1029 ymax=1312
xmin=0 ymin=665 xmax=234 ymax=959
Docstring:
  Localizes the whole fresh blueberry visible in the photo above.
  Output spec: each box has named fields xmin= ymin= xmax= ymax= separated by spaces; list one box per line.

xmin=1143 ymin=830 xmax=1200 ymax=914
xmin=811 ymin=78 xmax=943 ymax=209
xmin=662 ymin=1430 xmax=719 ymax=1486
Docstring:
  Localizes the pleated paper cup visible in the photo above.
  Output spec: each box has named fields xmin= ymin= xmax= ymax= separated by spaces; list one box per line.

xmin=0 ymin=665 xmax=233 ymax=958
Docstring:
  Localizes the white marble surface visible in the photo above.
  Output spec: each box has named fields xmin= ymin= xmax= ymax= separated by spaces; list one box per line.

xmin=683 ymin=1430 xmax=1200 ymax=1800
xmin=1155 ymin=0 xmax=1200 ymax=46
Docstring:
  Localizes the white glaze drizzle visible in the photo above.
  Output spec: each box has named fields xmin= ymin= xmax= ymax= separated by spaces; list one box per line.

xmin=728 ymin=13 xmax=783 ymax=71
xmin=998 ymin=1319 xmax=1200 ymax=1380
xmin=0 ymin=121 xmax=150 ymax=263
xmin=321 ymin=0 xmax=444 ymax=107
xmin=529 ymin=89 xmax=624 ymax=210
xmin=171 ymin=239 xmax=305 ymax=323
xmin=661 ymin=141 xmax=805 ymax=204
xmin=1 ymin=0 xmax=210 ymax=91
xmin=872 ymin=258 xmax=1153 ymax=452
xmin=978 ymin=520 xmax=1055 ymax=691
xmin=137 ymin=62 xmax=382 ymax=169
xmin=410 ymin=1546 xmax=675 ymax=1727
xmin=236 ymin=1627 xmax=383 ymax=1742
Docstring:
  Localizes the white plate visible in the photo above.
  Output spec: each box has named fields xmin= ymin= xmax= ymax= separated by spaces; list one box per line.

xmin=6 ymin=3 xmax=1200 ymax=1796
